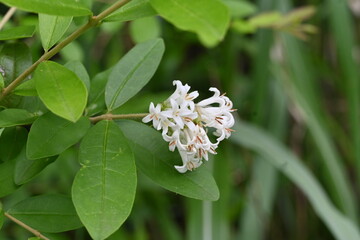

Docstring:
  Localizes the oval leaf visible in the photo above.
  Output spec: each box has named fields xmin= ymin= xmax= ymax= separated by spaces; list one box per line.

xmin=0 ymin=25 xmax=36 ymax=40
xmin=72 ymin=120 xmax=136 ymax=240
xmin=105 ymin=38 xmax=165 ymax=111
xmin=13 ymin=79 xmax=37 ymax=96
xmin=27 ymin=112 xmax=90 ymax=159
xmin=64 ymin=60 xmax=90 ymax=92
xmin=39 ymin=14 xmax=73 ymax=51
xmin=104 ymin=0 xmax=157 ymax=22
xmin=117 ymin=120 xmax=219 ymax=201
xmin=0 ymin=109 xmax=37 ymax=127
xmin=1 ymin=0 xmax=92 ymax=16
xmin=231 ymin=120 xmax=360 ymax=240
xmin=150 ymin=0 xmax=230 ymax=47
xmin=0 ymin=42 xmax=32 ymax=86
xmin=7 ymin=194 xmax=83 ymax=233
xmin=34 ymin=61 xmax=88 ymax=122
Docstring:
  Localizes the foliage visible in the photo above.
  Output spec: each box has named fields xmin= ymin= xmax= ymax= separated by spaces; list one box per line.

xmin=0 ymin=0 xmax=359 ymax=239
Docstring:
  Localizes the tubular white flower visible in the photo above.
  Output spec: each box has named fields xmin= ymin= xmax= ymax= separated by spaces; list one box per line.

xmin=143 ymin=81 xmax=235 ymax=173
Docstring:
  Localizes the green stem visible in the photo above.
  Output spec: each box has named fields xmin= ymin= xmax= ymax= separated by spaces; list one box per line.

xmin=5 ymin=212 xmax=49 ymax=240
xmin=90 ymin=113 xmax=147 ymax=123
xmin=0 ymin=0 xmax=132 ymax=101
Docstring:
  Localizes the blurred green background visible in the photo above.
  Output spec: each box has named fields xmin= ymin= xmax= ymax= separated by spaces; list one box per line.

xmin=2 ymin=0 xmax=360 ymax=239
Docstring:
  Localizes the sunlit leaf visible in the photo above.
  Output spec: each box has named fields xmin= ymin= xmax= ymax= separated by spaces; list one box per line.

xmin=34 ymin=61 xmax=88 ymax=122
xmin=105 ymin=38 xmax=165 ymax=111
xmin=104 ymin=0 xmax=156 ymax=22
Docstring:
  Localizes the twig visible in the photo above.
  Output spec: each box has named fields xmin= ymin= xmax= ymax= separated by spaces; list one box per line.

xmin=0 ymin=0 xmax=132 ymax=101
xmin=0 ymin=7 xmax=16 ymax=30
xmin=5 ymin=212 xmax=49 ymax=240
xmin=90 ymin=113 xmax=147 ymax=123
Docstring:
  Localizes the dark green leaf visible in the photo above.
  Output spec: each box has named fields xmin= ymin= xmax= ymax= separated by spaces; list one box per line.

xmin=7 ymin=194 xmax=83 ymax=233
xmin=34 ymin=61 xmax=88 ymax=122
xmin=150 ymin=0 xmax=230 ymax=47
xmin=15 ymin=146 xmax=56 ymax=185
xmin=27 ymin=112 xmax=90 ymax=159
xmin=117 ymin=120 xmax=219 ymax=201
xmin=0 ymin=127 xmax=27 ymax=197
xmin=72 ymin=121 xmax=136 ymax=240
xmin=86 ymin=68 xmax=112 ymax=116
xmin=0 ymin=202 xmax=4 ymax=230
xmin=64 ymin=60 xmax=90 ymax=92
xmin=0 ymin=109 xmax=37 ymax=127
xmin=39 ymin=14 xmax=73 ymax=51
xmin=1 ymin=0 xmax=92 ymax=16
xmin=105 ymin=38 xmax=165 ymax=111
xmin=0 ymin=42 xmax=32 ymax=86
xmin=0 ymin=25 xmax=36 ymax=40
xmin=105 ymin=0 xmax=157 ymax=22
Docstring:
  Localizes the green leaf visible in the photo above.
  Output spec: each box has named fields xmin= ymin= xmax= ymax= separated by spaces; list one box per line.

xmin=104 ymin=0 xmax=157 ymax=22
xmin=15 ymin=146 xmax=56 ymax=185
xmin=117 ymin=120 xmax=220 ymax=201
xmin=0 ymin=42 xmax=32 ymax=86
xmin=0 ymin=127 xmax=27 ymax=197
xmin=72 ymin=121 xmax=136 ymax=240
xmin=0 ymin=202 xmax=3 ymax=230
xmin=248 ymin=12 xmax=282 ymax=28
xmin=223 ymin=0 xmax=257 ymax=18
xmin=7 ymin=194 xmax=83 ymax=233
xmin=0 ymin=25 xmax=36 ymax=40
xmin=1 ymin=0 xmax=92 ymax=16
xmin=39 ymin=14 xmax=73 ymax=51
xmin=231 ymin=120 xmax=360 ymax=240
xmin=130 ymin=16 xmax=160 ymax=43
xmin=27 ymin=112 xmax=90 ymax=159
xmin=150 ymin=0 xmax=230 ymax=47
xmin=0 ymin=73 xmax=4 ymax=91
xmin=0 ymin=109 xmax=37 ymax=127
xmin=34 ymin=61 xmax=88 ymax=122
xmin=86 ymin=68 xmax=112 ymax=116
xmin=105 ymin=38 xmax=165 ymax=111
xmin=13 ymin=79 xmax=37 ymax=96
xmin=64 ymin=60 xmax=90 ymax=92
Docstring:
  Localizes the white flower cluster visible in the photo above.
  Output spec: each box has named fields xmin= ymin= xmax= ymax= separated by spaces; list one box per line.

xmin=143 ymin=80 xmax=235 ymax=173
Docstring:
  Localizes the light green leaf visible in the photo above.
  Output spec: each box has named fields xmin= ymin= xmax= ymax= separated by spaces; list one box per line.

xmin=0 ymin=25 xmax=35 ymax=40
xmin=150 ymin=0 xmax=230 ymax=47
xmin=0 ymin=42 xmax=32 ymax=86
xmin=231 ymin=120 xmax=360 ymax=240
xmin=0 ymin=109 xmax=37 ymax=127
xmin=104 ymin=0 xmax=157 ymax=22
xmin=39 ymin=14 xmax=73 ymax=51
xmin=13 ymin=79 xmax=37 ymax=96
xmin=248 ymin=12 xmax=282 ymax=28
xmin=7 ymin=194 xmax=83 ymax=233
xmin=27 ymin=112 xmax=90 ymax=159
xmin=117 ymin=120 xmax=220 ymax=201
xmin=130 ymin=16 xmax=160 ymax=43
xmin=1 ymin=0 xmax=92 ymax=16
xmin=105 ymin=38 xmax=165 ymax=111
xmin=72 ymin=120 xmax=136 ymax=240
xmin=64 ymin=60 xmax=90 ymax=92
xmin=15 ymin=146 xmax=56 ymax=185
xmin=0 ymin=127 xmax=27 ymax=197
xmin=34 ymin=61 xmax=88 ymax=122
xmin=223 ymin=0 xmax=257 ymax=18
xmin=0 ymin=74 xmax=4 ymax=91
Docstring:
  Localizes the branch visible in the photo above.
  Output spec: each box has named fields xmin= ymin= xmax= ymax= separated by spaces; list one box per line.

xmin=5 ymin=213 xmax=49 ymax=240
xmin=0 ymin=7 xmax=17 ymax=30
xmin=0 ymin=0 xmax=132 ymax=101
xmin=90 ymin=113 xmax=147 ymax=123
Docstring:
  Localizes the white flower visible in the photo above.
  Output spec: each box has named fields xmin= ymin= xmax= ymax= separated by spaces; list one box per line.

xmin=143 ymin=81 xmax=235 ymax=173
